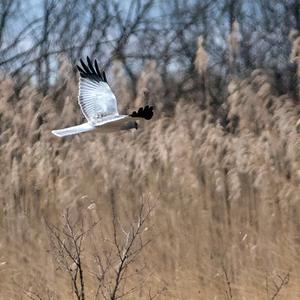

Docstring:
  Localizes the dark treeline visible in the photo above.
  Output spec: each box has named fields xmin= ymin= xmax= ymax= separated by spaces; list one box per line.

xmin=0 ymin=0 xmax=299 ymax=102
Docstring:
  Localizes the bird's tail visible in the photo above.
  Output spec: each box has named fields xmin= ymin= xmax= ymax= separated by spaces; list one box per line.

xmin=52 ymin=123 xmax=95 ymax=137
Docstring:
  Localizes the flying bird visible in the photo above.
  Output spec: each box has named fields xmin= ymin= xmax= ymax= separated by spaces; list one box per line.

xmin=52 ymin=57 xmax=153 ymax=137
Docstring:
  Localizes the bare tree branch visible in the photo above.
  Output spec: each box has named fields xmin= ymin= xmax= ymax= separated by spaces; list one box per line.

xmin=265 ymin=272 xmax=290 ymax=300
xmin=92 ymin=198 xmax=155 ymax=300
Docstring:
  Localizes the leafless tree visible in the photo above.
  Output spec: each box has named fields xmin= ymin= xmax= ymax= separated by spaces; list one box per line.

xmin=45 ymin=199 xmax=157 ymax=300
xmin=0 ymin=0 xmax=16 ymax=48
xmin=92 ymin=199 xmax=155 ymax=300
xmin=221 ymin=263 xmax=233 ymax=300
xmin=0 ymin=0 xmax=299 ymax=101
xmin=45 ymin=210 xmax=97 ymax=300
xmin=265 ymin=272 xmax=290 ymax=300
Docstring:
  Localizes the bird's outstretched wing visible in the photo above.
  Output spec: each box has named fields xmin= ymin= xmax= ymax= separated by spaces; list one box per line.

xmin=52 ymin=116 xmax=131 ymax=137
xmin=52 ymin=122 xmax=95 ymax=137
xmin=77 ymin=57 xmax=118 ymax=124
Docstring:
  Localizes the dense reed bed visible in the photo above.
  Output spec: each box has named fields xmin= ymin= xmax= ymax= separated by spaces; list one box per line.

xmin=0 ymin=56 xmax=300 ymax=299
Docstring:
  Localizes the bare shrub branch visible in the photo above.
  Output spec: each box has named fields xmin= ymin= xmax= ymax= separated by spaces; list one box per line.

xmin=265 ymin=272 xmax=290 ymax=300
xmin=221 ymin=262 xmax=233 ymax=300
xmin=93 ymin=199 xmax=155 ymax=300
xmin=45 ymin=210 xmax=97 ymax=300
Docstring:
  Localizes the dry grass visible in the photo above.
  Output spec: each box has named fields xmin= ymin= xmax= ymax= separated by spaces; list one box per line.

xmin=0 ymin=55 xmax=300 ymax=299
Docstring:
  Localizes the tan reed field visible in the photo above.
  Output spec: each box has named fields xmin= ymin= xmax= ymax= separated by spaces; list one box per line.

xmin=0 ymin=55 xmax=299 ymax=299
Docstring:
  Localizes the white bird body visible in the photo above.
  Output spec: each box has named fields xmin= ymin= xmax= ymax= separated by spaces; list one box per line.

xmin=52 ymin=57 xmax=153 ymax=137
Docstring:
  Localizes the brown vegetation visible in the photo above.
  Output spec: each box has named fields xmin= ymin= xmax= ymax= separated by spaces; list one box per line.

xmin=1 ymin=1 xmax=300 ymax=299
xmin=0 ymin=51 xmax=300 ymax=298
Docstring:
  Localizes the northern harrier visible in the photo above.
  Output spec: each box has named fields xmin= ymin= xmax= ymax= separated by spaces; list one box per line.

xmin=52 ymin=57 xmax=153 ymax=137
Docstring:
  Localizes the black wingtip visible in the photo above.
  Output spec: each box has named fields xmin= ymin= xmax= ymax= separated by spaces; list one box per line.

xmin=102 ymin=71 xmax=107 ymax=82
xmin=87 ymin=56 xmax=95 ymax=73
xmin=130 ymin=105 xmax=154 ymax=120
xmin=94 ymin=59 xmax=101 ymax=78
xmin=76 ymin=64 xmax=84 ymax=73
xmin=77 ymin=57 xmax=107 ymax=83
